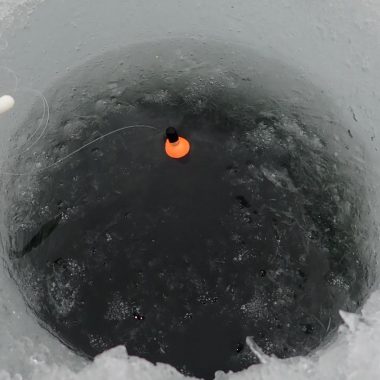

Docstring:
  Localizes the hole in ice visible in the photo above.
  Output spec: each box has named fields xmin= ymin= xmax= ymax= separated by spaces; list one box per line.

xmin=3 ymin=40 xmax=374 ymax=380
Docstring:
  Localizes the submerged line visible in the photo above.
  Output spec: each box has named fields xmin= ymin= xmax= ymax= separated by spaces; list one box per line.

xmin=1 ymin=124 xmax=159 ymax=176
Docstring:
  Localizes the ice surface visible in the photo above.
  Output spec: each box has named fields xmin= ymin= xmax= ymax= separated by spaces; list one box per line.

xmin=1 ymin=0 xmax=380 ymax=379
xmin=2 ymin=291 xmax=380 ymax=380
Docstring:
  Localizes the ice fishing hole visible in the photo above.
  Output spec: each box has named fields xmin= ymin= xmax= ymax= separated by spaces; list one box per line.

xmin=3 ymin=39 xmax=374 ymax=380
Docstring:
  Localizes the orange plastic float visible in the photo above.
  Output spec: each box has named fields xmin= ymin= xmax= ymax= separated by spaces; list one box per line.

xmin=165 ymin=127 xmax=191 ymax=159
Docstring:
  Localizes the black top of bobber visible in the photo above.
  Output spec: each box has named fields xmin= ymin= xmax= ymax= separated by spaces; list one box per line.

xmin=166 ymin=127 xmax=179 ymax=143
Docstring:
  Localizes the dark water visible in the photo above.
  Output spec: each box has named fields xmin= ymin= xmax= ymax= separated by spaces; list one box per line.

xmin=3 ymin=41 xmax=371 ymax=379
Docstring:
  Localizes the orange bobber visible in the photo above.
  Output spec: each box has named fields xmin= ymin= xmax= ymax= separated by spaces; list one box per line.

xmin=165 ymin=127 xmax=191 ymax=159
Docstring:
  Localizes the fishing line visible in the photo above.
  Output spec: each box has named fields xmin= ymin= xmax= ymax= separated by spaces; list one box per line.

xmin=1 ymin=124 xmax=159 ymax=177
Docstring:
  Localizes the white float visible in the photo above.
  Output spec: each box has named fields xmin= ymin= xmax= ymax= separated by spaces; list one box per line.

xmin=0 ymin=95 xmax=15 ymax=114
